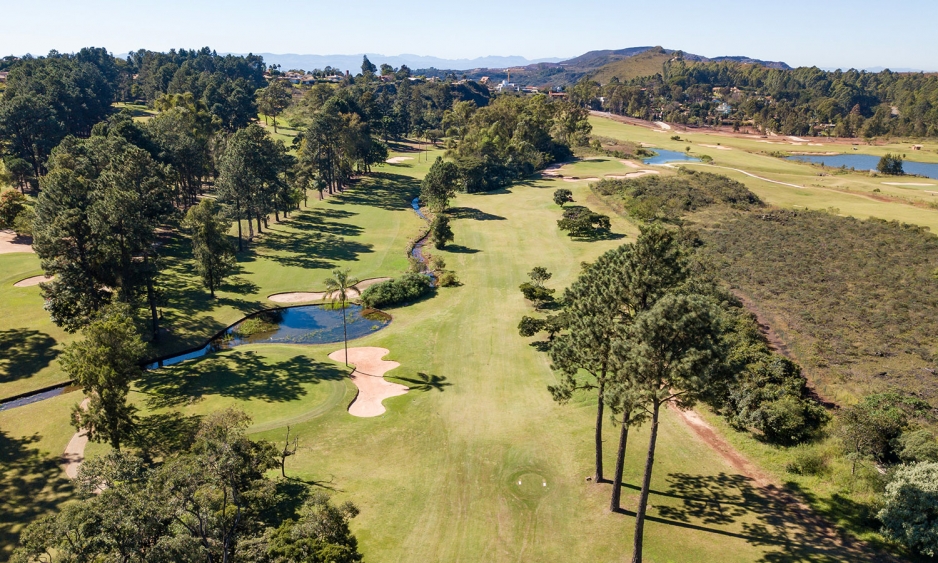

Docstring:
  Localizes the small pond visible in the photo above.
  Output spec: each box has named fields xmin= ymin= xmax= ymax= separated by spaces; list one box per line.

xmin=642 ymin=149 xmax=700 ymax=165
xmin=785 ymin=154 xmax=938 ymax=180
xmin=149 ymin=304 xmax=391 ymax=369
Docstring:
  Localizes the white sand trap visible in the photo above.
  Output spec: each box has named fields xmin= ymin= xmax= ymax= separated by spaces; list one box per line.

xmin=268 ymin=277 xmax=392 ymax=303
xmin=788 ymin=136 xmax=809 ymax=142
xmin=700 ymin=144 xmax=732 ymax=150
xmin=14 ymin=275 xmax=52 ymax=287
xmin=605 ymin=170 xmax=660 ymax=180
xmin=654 ymin=121 xmax=671 ymax=131
xmin=0 ymin=230 xmax=34 ymax=254
xmin=386 ymin=156 xmax=414 ymax=164
xmin=63 ymin=398 xmax=90 ymax=479
xmin=882 ymin=182 xmax=937 ymax=187
xmin=329 ymin=347 xmax=408 ymax=417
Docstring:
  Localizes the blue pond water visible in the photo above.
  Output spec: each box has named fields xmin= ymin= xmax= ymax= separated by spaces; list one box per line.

xmin=150 ymin=304 xmax=390 ymax=368
xmin=786 ymin=154 xmax=938 ymax=180
xmin=642 ymin=149 xmax=701 ymax=165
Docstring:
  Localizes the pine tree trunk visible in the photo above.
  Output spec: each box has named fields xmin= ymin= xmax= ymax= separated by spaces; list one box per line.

xmin=146 ymin=268 xmax=159 ymax=342
xmin=632 ymin=401 xmax=661 ymax=563
xmin=610 ymin=410 xmax=630 ymax=512
xmin=237 ymin=215 xmax=243 ymax=252
xmin=594 ymin=379 xmax=606 ymax=482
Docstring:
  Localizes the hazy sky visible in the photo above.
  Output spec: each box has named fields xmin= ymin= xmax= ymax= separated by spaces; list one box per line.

xmin=3 ymin=0 xmax=936 ymax=70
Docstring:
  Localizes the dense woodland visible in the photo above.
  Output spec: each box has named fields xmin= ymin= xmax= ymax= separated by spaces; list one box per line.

xmin=570 ymin=57 xmax=938 ymax=137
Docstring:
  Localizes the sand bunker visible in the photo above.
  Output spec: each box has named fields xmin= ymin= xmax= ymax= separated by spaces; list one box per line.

xmin=0 ymin=230 xmax=34 ymax=254
xmin=654 ymin=121 xmax=671 ymax=131
xmin=699 ymin=144 xmax=732 ymax=150
xmin=14 ymin=275 xmax=52 ymax=287
xmin=63 ymin=397 xmax=90 ymax=479
xmin=329 ymin=347 xmax=408 ymax=417
xmin=619 ymin=160 xmax=641 ymax=169
xmin=386 ymin=156 xmax=414 ymax=164
xmin=268 ymin=277 xmax=392 ymax=303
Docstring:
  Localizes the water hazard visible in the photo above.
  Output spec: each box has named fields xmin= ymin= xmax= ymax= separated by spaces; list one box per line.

xmin=642 ymin=149 xmax=701 ymax=165
xmin=786 ymin=154 xmax=938 ymax=179
xmin=150 ymin=304 xmax=391 ymax=368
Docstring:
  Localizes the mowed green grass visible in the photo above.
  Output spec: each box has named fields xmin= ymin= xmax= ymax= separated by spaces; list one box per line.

xmin=1 ymin=146 xmax=884 ymax=561
xmin=0 ymin=153 xmax=431 ymax=400
xmin=589 ymin=116 xmax=938 ymax=231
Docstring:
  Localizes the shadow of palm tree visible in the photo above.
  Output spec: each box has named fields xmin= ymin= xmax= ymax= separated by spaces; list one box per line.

xmin=394 ymin=372 xmax=451 ymax=392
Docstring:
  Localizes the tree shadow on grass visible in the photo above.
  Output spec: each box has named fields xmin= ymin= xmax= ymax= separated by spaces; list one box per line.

xmin=615 ymin=472 xmax=898 ymax=562
xmin=394 ymin=372 xmax=451 ymax=392
xmin=131 ymin=412 xmax=203 ymax=460
xmin=448 ymin=207 xmax=507 ymax=221
xmin=444 ymin=245 xmax=481 ymax=254
xmin=0 ymin=431 xmax=73 ymax=559
xmin=137 ymin=351 xmax=346 ymax=409
xmin=329 ymin=172 xmax=421 ymax=211
xmin=0 ymin=329 xmax=59 ymax=386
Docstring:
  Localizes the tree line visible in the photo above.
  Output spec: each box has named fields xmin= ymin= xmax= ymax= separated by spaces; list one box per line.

xmin=570 ymin=58 xmax=938 ymax=137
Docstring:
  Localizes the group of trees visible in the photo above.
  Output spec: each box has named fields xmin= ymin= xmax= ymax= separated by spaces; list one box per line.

xmin=519 ymin=225 xmax=830 ymax=561
xmin=12 ymin=408 xmax=363 ymax=563
xmin=447 ymin=94 xmax=592 ymax=192
xmin=571 ymin=57 xmax=938 ymax=137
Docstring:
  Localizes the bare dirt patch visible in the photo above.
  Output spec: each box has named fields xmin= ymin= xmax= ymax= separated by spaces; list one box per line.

xmin=329 ymin=347 xmax=407 ymax=417
xmin=13 ymin=275 xmax=52 ymax=287
xmin=0 ymin=230 xmax=34 ymax=254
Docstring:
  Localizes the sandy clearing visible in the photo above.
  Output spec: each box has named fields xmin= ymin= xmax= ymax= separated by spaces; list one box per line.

xmin=882 ymin=182 xmax=937 ymax=187
xmin=268 ymin=277 xmax=392 ymax=303
xmin=386 ymin=156 xmax=414 ymax=164
xmin=329 ymin=347 xmax=407 ymax=417
xmin=0 ymin=230 xmax=34 ymax=254
xmin=699 ymin=144 xmax=732 ymax=150
xmin=653 ymin=121 xmax=671 ymax=131
xmin=63 ymin=397 xmax=90 ymax=479
xmin=14 ymin=275 xmax=52 ymax=287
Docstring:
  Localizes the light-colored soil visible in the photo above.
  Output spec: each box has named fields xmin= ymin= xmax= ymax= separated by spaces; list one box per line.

xmin=13 ymin=275 xmax=52 ymax=287
xmin=268 ymin=277 xmax=392 ymax=304
xmin=674 ymin=407 xmax=771 ymax=486
xmin=0 ymin=230 xmax=34 ymax=254
xmin=386 ymin=156 xmax=414 ymax=164
xmin=883 ymin=182 xmax=937 ymax=186
xmin=328 ymin=347 xmax=407 ymax=417
xmin=62 ymin=397 xmax=90 ymax=479
xmin=619 ymin=159 xmax=641 ymax=169
xmin=654 ymin=121 xmax=672 ymax=131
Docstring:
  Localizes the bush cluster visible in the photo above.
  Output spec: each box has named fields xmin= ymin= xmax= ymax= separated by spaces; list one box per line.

xmin=592 ymin=168 xmax=762 ymax=221
xmin=557 ymin=205 xmax=611 ymax=237
xmin=359 ymin=273 xmax=433 ymax=309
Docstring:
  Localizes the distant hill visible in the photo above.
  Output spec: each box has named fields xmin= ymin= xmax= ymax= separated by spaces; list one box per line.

xmin=252 ymin=53 xmax=564 ymax=73
xmin=588 ymin=48 xmax=675 ymax=83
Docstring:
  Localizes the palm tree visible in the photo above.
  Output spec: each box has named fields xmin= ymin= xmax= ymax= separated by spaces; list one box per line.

xmin=324 ymin=269 xmax=359 ymax=366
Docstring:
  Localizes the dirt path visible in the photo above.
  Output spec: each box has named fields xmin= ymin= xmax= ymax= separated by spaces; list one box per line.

xmin=62 ymin=397 xmax=90 ymax=479
xmin=328 ymin=347 xmax=408 ymax=417
xmin=674 ymin=407 xmax=773 ymax=486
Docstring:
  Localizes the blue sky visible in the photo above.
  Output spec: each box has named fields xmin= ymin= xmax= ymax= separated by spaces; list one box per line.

xmin=3 ymin=0 xmax=936 ymax=70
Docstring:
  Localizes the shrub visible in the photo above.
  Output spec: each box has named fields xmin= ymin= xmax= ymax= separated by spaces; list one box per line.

xmin=553 ymin=188 xmax=573 ymax=207
xmin=897 ymin=429 xmax=938 ymax=463
xmin=557 ymin=205 xmax=610 ymax=237
xmin=438 ymin=271 xmax=459 ymax=287
xmin=519 ymin=282 xmax=555 ymax=309
xmin=360 ymin=273 xmax=433 ymax=309
xmin=878 ymin=462 xmax=938 ymax=557
xmin=785 ymin=446 xmax=830 ymax=476
xmin=877 ymin=153 xmax=904 ymax=176
xmin=727 ymin=357 xmax=828 ymax=445
xmin=0 ymin=189 xmax=27 ymax=229
xmin=430 ymin=214 xmax=454 ymax=250
xmin=234 ymin=311 xmax=281 ymax=337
